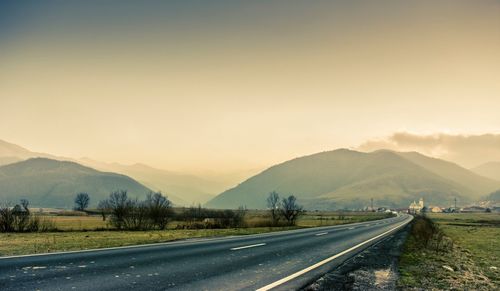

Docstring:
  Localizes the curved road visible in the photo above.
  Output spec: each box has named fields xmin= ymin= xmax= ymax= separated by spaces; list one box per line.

xmin=0 ymin=214 xmax=412 ymax=291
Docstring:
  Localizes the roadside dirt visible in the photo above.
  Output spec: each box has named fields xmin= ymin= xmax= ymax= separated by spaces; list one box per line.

xmin=304 ymin=225 xmax=410 ymax=291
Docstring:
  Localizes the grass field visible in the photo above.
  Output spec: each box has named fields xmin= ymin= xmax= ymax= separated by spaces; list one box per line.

xmin=398 ymin=213 xmax=500 ymax=290
xmin=428 ymin=213 xmax=500 ymax=285
xmin=0 ymin=211 xmax=391 ymax=256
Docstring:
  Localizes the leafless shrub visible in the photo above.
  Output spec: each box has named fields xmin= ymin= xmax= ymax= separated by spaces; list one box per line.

xmin=0 ymin=200 xmax=55 ymax=232
xmin=267 ymin=191 xmax=281 ymax=226
xmin=101 ymin=190 xmax=173 ymax=230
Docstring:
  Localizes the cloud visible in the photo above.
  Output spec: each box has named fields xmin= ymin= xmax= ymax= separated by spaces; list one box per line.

xmin=358 ymin=132 xmax=500 ymax=168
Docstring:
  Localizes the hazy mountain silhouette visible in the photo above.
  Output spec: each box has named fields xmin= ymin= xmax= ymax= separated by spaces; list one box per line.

xmin=207 ymin=149 xmax=500 ymax=210
xmin=486 ymin=189 xmax=500 ymax=202
xmin=471 ymin=161 xmax=500 ymax=182
xmin=79 ymin=158 xmax=217 ymax=205
xmin=0 ymin=158 xmax=153 ymax=208
xmin=393 ymin=151 xmax=500 ymax=195
xmin=0 ymin=139 xmax=59 ymax=166
xmin=0 ymin=139 xmax=250 ymax=206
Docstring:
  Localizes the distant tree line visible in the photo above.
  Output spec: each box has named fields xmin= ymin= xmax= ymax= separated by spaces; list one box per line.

xmin=266 ymin=191 xmax=304 ymax=226
xmin=97 ymin=190 xmax=247 ymax=230
xmin=176 ymin=205 xmax=247 ymax=229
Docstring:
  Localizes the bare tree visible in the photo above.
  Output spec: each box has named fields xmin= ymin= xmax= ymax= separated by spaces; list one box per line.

xmin=74 ymin=193 xmax=90 ymax=211
xmin=20 ymin=199 xmax=30 ymax=214
xmin=145 ymin=192 xmax=172 ymax=230
xmin=267 ymin=191 xmax=281 ymax=225
xmin=280 ymin=195 xmax=303 ymax=226
xmin=97 ymin=200 xmax=109 ymax=221
xmin=105 ymin=190 xmax=133 ymax=229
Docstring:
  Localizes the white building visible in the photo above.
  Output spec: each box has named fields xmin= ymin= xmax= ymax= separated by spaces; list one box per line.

xmin=409 ymin=198 xmax=424 ymax=214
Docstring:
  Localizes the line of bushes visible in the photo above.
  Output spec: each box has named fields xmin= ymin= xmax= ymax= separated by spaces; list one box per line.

xmin=0 ymin=199 xmax=55 ymax=232
xmin=98 ymin=190 xmax=173 ymax=230
xmin=1 ymin=190 xmax=305 ymax=232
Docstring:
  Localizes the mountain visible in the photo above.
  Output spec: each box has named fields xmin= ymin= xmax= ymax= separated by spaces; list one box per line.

xmin=486 ymin=190 xmax=500 ymax=202
xmin=0 ymin=139 xmax=251 ymax=206
xmin=0 ymin=158 xmax=152 ymax=208
xmin=0 ymin=139 xmax=59 ymax=166
xmin=471 ymin=162 xmax=500 ymax=182
xmin=207 ymin=149 xmax=500 ymax=210
xmin=79 ymin=158 xmax=218 ymax=205
xmin=393 ymin=151 xmax=500 ymax=196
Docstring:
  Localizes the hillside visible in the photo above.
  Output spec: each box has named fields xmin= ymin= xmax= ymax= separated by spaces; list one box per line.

xmin=0 ymin=158 xmax=153 ymax=208
xmin=207 ymin=149 xmax=499 ymax=210
xmin=393 ymin=151 xmax=500 ymax=196
xmin=487 ymin=190 xmax=500 ymax=202
xmin=471 ymin=162 xmax=500 ymax=182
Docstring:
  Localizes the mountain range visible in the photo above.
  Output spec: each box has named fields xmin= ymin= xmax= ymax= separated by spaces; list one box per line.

xmin=206 ymin=149 xmax=500 ymax=209
xmin=78 ymin=158 xmax=218 ymax=205
xmin=0 ymin=139 xmax=252 ymax=205
xmin=2 ymin=139 xmax=500 ymax=210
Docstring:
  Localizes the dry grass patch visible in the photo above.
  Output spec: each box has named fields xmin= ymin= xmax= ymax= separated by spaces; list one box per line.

xmin=398 ymin=214 xmax=499 ymax=290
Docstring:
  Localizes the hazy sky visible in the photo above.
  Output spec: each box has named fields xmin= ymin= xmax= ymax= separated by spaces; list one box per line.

xmin=1 ymin=1 xmax=499 ymax=172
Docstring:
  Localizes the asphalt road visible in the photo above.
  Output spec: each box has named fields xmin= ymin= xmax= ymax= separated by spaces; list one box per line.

xmin=0 ymin=214 xmax=412 ymax=291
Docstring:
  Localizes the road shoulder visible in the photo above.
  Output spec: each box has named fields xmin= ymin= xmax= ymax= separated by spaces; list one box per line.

xmin=304 ymin=224 xmax=410 ymax=290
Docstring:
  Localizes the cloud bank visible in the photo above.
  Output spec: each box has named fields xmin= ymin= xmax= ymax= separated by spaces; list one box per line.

xmin=358 ymin=132 xmax=500 ymax=168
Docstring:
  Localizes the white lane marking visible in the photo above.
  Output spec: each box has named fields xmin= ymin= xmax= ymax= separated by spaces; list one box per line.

xmin=315 ymin=232 xmax=328 ymax=236
xmin=255 ymin=217 xmax=412 ymax=291
xmin=348 ymin=227 xmax=355 ymax=230
xmin=230 ymin=243 xmax=266 ymax=251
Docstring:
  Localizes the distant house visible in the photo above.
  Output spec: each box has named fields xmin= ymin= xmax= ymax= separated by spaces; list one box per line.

xmin=443 ymin=207 xmax=458 ymax=213
xmin=429 ymin=206 xmax=442 ymax=213
xmin=409 ymin=198 xmax=424 ymax=214
xmin=461 ymin=206 xmax=486 ymax=213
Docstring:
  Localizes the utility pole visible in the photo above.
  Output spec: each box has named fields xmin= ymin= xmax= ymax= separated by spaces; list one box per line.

xmin=371 ymin=198 xmax=374 ymax=212
xmin=454 ymin=197 xmax=457 ymax=210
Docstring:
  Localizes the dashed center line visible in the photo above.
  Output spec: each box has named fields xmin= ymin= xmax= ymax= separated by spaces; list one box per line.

xmin=230 ymin=243 xmax=266 ymax=251
xmin=315 ymin=232 xmax=328 ymax=236
xmin=348 ymin=227 xmax=355 ymax=230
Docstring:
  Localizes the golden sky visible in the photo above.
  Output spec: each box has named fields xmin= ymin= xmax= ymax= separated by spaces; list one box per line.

xmin=1 ymin=1 xmax=499 ymax=172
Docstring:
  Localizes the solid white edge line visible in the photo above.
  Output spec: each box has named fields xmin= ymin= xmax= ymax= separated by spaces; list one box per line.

xmin=230 ymin=243 xmax=266 ymax=251
xmin=255 ymin=216 xmax=412 ymax=291
xmin=315 ymin=232 xmax=328 ymax=236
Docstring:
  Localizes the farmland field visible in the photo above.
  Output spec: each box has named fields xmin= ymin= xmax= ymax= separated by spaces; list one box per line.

xmin=399 ymin=213 xmax=500 ymax=290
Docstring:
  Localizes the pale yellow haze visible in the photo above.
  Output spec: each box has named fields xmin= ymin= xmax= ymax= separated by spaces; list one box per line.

xmin=1 ymin=1 xmax=499 ymax=172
